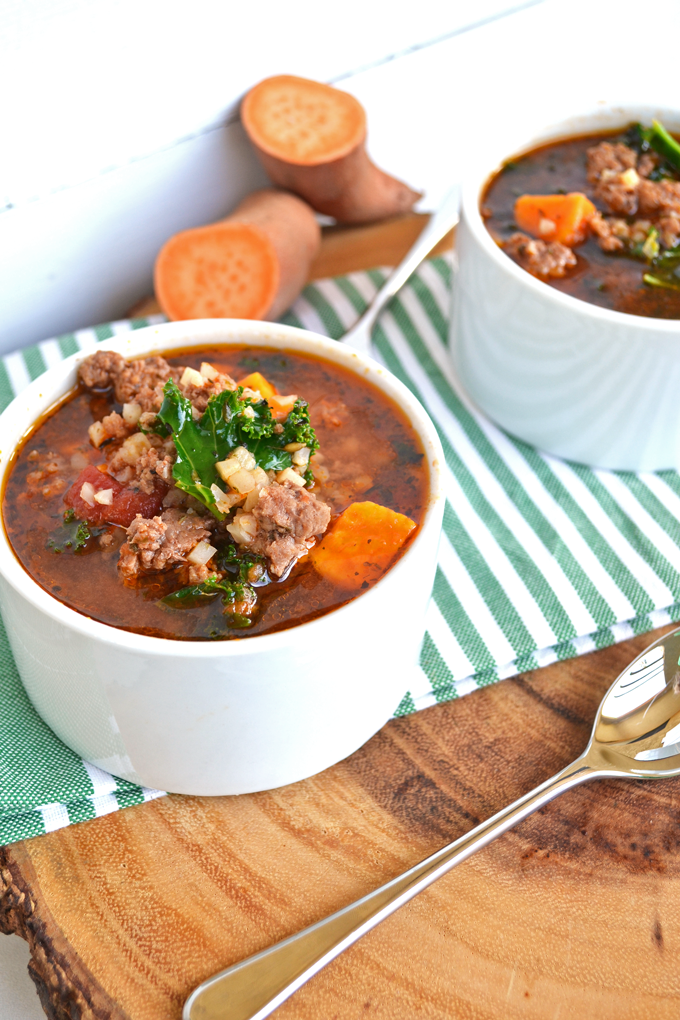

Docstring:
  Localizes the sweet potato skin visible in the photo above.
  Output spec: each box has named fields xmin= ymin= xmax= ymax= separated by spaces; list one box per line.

xmin=242 ymin=75 xmax=421 ymax=224
xmin=231 ymin=189 xmax=320 ymax=319
xmin=254 ymin=145 xmax=421 ymax=224
xmin=154 ymin=188 xmax=320 ymax=322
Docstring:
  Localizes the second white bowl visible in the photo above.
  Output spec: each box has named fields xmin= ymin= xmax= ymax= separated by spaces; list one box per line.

xmin=449 ymin=105 xmax=680 ymax=471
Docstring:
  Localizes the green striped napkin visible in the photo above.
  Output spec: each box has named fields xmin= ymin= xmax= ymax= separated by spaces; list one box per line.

xmin=2 ymin=254 xmax=680 ymax=846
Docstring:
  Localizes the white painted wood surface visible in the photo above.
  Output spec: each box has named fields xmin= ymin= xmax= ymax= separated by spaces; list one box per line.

xmin=0 ymin=0 xmax=539 ymax=351
xmin=3 ymin=0 xmax=680 ymax=1014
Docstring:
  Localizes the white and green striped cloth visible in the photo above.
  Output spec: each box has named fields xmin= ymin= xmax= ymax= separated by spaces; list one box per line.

xmin=2 ymin=254 xmax=680 ymax=845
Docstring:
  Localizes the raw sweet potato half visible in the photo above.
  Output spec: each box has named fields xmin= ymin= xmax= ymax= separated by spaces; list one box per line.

xmin=154 ymin=188 xmax=320 ymax=322
xmin=242 ymin=74 xmax=421 ymax=224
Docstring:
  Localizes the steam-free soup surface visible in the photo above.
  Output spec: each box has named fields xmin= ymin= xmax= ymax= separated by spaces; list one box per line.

xmin=483 ymin=128 xmax=680 ymax=318
xmin=3 ymin=347 xmax=427 ymax=640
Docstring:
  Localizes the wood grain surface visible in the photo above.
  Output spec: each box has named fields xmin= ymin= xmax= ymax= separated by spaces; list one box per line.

xmin=3 ymin=217 xmax=680 ymax=1020
xmin=3 ymin=628 xmax=680 ymax=1020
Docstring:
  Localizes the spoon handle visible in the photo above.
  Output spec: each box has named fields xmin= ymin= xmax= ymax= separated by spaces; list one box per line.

xmin=341 ymin=186 xmax=461 ymax=355
xmin=184 ymin=755 xmax=599 ymax=1020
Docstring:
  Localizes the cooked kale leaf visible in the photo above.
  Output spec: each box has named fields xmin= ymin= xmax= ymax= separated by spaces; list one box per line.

xmin=624 ymin=121 xmax=680 ymax=176
xmin=160 ymin=575 xmax=250 ymax=604
xmin=279 ymin=400 xmax=320 ymax=452
xmin=47 ymin=509 xmax=102 ymax=552
xmin=646 ymin=120 xmax=680 ymax=173
xmin=217 ymin=543 xmax=267 ymax=584
xmin=160 ymin=575 xmax=256 ymax=628
xmin=644 ymin=246 xmax=680 ymax=291
xmin=157 ymin=381 xmax=319 ymax=518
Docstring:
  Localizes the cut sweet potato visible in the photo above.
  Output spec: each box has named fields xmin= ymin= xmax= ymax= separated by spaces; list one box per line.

xmin=310 ymin=501 xmax=416 ymax=590
xmin=154 ymin=188 xmax=320 ymax=322
xmin=237 ymin=372 xmax=277 ymax=400
xmin=241 ymin=75 xmax=421 ymax=224
xmin=268 ymin=393 xmax=298 ymax=419
xmin=514 ymin=192 xmax=596 ymax=246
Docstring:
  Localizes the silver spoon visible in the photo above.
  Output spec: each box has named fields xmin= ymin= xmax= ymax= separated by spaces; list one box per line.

xmin=340 ymin=185 xmax=461 ymax=355
xmin=184 ymin=626 xmax=680 ymax=1020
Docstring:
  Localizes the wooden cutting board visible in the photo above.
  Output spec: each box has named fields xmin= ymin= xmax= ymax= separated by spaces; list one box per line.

xmin=2 ymin=217 xmax=680 ymax=1020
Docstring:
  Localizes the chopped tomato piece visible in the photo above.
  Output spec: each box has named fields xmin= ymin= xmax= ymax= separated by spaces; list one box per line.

xmin=64 ymin=465 xmax=166 ymax=527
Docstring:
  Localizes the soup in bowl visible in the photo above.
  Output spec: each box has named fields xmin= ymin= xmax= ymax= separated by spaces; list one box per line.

xmin=0 ymin=319 xmax=444 ymax=795
xmin=450 ymin=105 xmax=680 ymax=471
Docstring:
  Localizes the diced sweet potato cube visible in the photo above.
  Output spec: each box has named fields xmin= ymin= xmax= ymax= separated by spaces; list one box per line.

xmin=237 ymin=372 xmax=277 ymax=400
xmin=514 ymin=192 xmax=596 ymax=246
xmin=310 ymin=501 xmax=416 ymax=590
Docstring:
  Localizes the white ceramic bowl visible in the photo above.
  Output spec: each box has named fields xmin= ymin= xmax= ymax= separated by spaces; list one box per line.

xmin=450 ymin=105 xmax=680 ymax=471
xmin=0 ymin=320 xmax=444 ymax=795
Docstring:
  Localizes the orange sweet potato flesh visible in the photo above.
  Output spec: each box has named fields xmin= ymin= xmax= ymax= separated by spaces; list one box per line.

xmin=242 ymin=74 xmax=366 ymax=166
xmin=310 ymin=501 xmax=416 ymax=590
xmin=154 ymin=188 xmax=320 ymax=322
xmin=242 ymin=75 xmax=421 ymax=224
xmin=237 ymin=372 xmax=277 ymax=400
xmin=514 ymin=192 xmax=595 ymax=246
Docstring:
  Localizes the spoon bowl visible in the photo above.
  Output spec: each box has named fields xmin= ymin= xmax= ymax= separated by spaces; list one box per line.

xmin=590 ymin=629 xmax=680 ymax=774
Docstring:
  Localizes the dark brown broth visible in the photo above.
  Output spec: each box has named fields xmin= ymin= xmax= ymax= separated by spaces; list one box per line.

xmin=482 ymin=131 xmax=680 ymax=319
xmin=2 ymin=346 xmax=428 ymax=640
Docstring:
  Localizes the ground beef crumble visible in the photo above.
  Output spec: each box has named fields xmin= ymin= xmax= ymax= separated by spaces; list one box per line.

xmin=586 ymin=141 xmax=680 ymax=250
xmin=248 ymin=483 xmax=331 ymax=577
xmin=78 ymin=351 xmax=126 ymax=390
xmin=503 ymin=232 xmax=577 ymax=278
xmin=180 ymin=370 xmax=237 ymax=412
xmin=118 ymin=508 xmax=214 ymax=580
xmin=100 ymin=411 xmax=130 ymax=441
xmin=586 ymin=141 xmax=640 ymax=216
xmin=78 ymin=352 xmax=237 ymax=415
xmin=637 ymin=177 xmax=680 ymax=217
xmin=107 ymin=434 xmax=176 ymax=492
xmin=115 ymin=356 xmax=180 ymax=411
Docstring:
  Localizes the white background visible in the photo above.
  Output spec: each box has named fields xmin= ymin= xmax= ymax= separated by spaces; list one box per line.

xmin=3 ymin=0 xmax=680 ymax=1015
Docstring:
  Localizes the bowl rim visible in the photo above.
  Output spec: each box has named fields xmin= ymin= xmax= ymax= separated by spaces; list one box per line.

xmin=461 ymin=104 xmax=680 ymax=334
xmin=0 ymin=318 xmax=444 ymax=658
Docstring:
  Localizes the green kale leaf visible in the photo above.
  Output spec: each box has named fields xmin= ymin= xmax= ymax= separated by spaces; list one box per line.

xmin=646 ymin=120 xmax=680 ymax=173
xmin=644 ymin=246 xmax=680 ymax=291
xmin=47 ymin=509 xmax=102 ymax=552
xmin=217 ymin=543 xmax=266 ymax=584
xmin=160 ymin=576 xmax=239 ymax=607
xmin=278 ymin=400 xmax=320 ymax=453
xmin=158 ymin=381 xmax=319 ymax=518
xmin=160 ymin=575 xmax=256 ymax=628
xmin=157 ymin=381 xmax=230 ymax=516
xmin=624 ymin=121 xmax=680 ymax=175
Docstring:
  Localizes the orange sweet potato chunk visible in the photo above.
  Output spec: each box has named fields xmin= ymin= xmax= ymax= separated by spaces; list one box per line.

xmin=514 ymin=192 xmax=596 ymax=246
xmin=155 ymin=222 xmax=280 ymax=320
xmin=310 ymin=501 xmax=416 ymax=590
xmin=237 ymin=372 xmax=277 ymax=400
